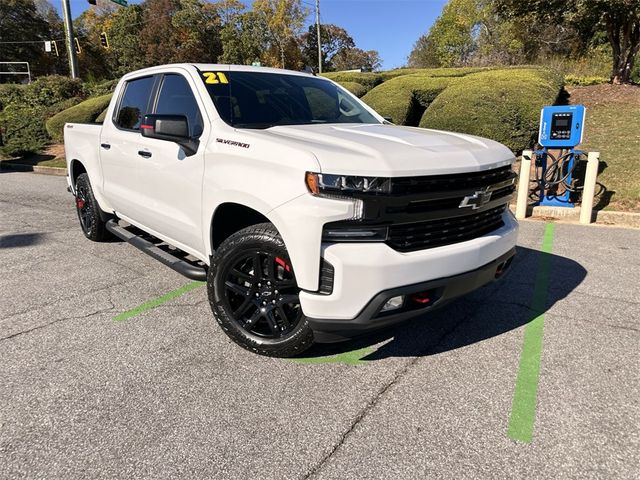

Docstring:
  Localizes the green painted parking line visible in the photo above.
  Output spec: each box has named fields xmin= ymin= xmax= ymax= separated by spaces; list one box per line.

xmin=113 ymin=281 xmax=206 ymax=322
xmin=508 ymin=222 xmax=555 ymax=443
xmin=293 ymin=346 xmax=375 ymax=365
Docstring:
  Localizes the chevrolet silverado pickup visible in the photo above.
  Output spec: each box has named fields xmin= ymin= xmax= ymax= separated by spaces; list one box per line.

xmin=64 ymin=64 xmax=518 ymax=357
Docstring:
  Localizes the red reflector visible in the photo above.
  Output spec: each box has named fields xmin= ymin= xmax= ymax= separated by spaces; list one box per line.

xmin=410 ymin=292 xmax=431 ymax=304
xmin=140 ymin=124 xmax=154 ymax=129
xmin=76 ymin=199 xmax=85 ymax=209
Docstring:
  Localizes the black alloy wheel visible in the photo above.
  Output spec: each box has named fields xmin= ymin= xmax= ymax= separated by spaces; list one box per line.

xmin=223 ymin=251 xmax=302 ymax=338
xmin=74 ymin=173 xmax=108 ymax=242
xmin=208 ymin=223 xmax=314 ymax=357
xmin=76 ymin=183 xmax=94 ymax=236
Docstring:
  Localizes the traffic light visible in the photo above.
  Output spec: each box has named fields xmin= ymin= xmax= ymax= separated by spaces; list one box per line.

xmin=100 ymin=32 xmax=109 ymax=49
xmin=75 ymin=38 xmax=82 ymax=54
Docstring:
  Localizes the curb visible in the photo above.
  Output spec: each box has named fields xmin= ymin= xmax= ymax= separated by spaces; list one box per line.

xmin=509 ymin=205 xmax=640 ymax=229
xmin=0 ymin=162 xmax=67 ymax=177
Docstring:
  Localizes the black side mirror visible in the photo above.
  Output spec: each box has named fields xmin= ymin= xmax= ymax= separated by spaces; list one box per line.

xmin=141 ymin=114 xmax=199 ymax=156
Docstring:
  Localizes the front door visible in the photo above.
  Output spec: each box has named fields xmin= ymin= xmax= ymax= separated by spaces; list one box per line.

xmin=135 ymin=71 xmax=208 ymax=255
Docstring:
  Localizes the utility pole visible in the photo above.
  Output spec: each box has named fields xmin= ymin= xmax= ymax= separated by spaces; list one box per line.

xmin=315 ymin=0 xmax=322 ymax=73
xmin=61 ymin=0 xmax=79 ymax=78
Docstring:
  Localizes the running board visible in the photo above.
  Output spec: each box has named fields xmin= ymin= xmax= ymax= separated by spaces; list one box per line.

xmin=106 ymin=220 xmax=207 ymax=281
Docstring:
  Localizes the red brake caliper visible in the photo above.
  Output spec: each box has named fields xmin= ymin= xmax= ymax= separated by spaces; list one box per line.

xmin=275 ymin=257 xmax=291 ymax=272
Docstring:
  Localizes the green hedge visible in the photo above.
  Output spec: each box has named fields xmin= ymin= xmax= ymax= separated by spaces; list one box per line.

xmin=0 ymin=98 xmax=79 ymax=158
xmin=322 ymin=72 xmax=384 ymax=90
xmin=361 ymin=75 xmax=454 ymax=125
xmin=46 ymin=94 xmax=113 ymax=143
xmin=336 ymin=81 xmax=368 ymax=97
xmin=564 ymin=74 xmax=609 ymax=86
xmin=420 ymin=68 xmax=563 ymax=152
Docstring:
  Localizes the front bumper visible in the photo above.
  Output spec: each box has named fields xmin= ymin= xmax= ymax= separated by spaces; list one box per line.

xmin=299 ymin=211 xmax=518 ymax=334
xmin=307 ymin=247 xmax=515 ymax=341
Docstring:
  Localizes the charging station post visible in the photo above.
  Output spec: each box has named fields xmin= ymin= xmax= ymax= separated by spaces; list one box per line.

xmin=515 ymin=104 xmax=600 ymax=224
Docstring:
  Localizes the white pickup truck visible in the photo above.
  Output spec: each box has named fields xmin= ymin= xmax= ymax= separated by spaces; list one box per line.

xmin=64 ymin=64 xmax=518 ymax=357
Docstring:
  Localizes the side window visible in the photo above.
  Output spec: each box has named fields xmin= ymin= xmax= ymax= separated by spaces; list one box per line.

xmin=154 ymin=74 xmax=204 ymax=138
xmin=115 ymin=76 xmax=155 ymax=130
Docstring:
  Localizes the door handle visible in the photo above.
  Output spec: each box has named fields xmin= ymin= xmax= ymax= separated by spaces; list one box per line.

xmin=138 ymin=150 xmax=152 ymax=158
xmin=100 ymin=143 xmax=111 ymax=150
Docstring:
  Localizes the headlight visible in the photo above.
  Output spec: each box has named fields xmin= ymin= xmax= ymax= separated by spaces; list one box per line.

xmin=305 ymin=172 xmax=391 ymax=195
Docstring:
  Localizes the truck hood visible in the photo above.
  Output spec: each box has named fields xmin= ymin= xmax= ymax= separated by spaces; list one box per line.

xmin=252 ymin=123 xmax=515 ymax=176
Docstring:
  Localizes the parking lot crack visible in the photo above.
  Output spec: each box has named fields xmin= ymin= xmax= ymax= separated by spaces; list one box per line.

xmin=0 ymin=299 xmax=116 ymax=342
xmin=301 ymin=311 xmax=474 ymax=479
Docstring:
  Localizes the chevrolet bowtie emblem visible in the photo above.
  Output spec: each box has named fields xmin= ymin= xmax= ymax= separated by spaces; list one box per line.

xmin=459 ymin=189 xmax=492 ymax=209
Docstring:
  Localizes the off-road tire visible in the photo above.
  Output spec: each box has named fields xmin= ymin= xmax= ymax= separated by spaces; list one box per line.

xmin=208 ymin=223 xmax=314 ymax=357
xmin=75 ymin=173 xmax=108 ymax=242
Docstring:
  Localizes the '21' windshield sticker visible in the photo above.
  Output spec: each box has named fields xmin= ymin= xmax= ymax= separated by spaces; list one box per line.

xmin=202 ymin=72 xmax=229 ymax=84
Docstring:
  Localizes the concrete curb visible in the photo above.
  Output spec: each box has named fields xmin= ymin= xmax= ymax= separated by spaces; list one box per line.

xmin=509 ymin=205 xmax=640 ymax=229
xmin=0 ymin=162 xmax=67 ymax=176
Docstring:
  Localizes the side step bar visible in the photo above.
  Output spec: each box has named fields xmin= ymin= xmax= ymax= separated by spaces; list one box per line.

xmin=106 ymin=220 xmax=207 ymax=281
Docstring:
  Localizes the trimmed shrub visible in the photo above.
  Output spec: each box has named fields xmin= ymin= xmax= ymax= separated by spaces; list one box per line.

xmin=337 ymin=81 xmax=368 ymax=97
xmin=420 ymin=68 xmax=563 ymax=152
xmin=0 ymin=83 xmax=23 ymax=111
xmin=361 ymin=75 xmax=454 ymax=125
xmin=46 ymin=94 xmax=113 ymax=143
xmin=564 ymin=74 xmax=609 ymax=86
xmin=20 ymin=75 xmax=84 ymax=109
xmin=322 ymin=72 xmax=384 ymax=90
xmin=85 ymin=79 xmax=119 ymax=97
xmin=0 ymin=98 xmax=78 ymax=158
xmin=95 ymin=108 xmax=109 ymax=124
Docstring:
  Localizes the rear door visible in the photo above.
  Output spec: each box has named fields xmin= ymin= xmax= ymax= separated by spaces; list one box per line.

xmin=100 ymin=74 xmax=157 ymax=218
xmin=134 ymin=71 xmax=208 ymax=254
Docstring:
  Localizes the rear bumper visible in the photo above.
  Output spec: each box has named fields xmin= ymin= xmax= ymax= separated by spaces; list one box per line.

xmin=307 ymin=247 xmax=515 ymax=341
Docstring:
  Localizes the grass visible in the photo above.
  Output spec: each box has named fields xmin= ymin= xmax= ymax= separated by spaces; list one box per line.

xmin=568 ymin=85 xmax=640 ymax=211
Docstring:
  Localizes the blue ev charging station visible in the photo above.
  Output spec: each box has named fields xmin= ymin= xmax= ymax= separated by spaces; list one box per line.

xmin=535 ymin=105 xmax=586 ymax=207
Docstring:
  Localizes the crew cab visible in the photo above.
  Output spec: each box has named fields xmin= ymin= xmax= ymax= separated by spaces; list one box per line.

xmin=64 ymin=64 xmax=518 ymax=357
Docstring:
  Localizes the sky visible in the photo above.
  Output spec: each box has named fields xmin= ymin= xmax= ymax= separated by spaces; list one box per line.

xmin=55 ymin=0 xmax=447 ymax=69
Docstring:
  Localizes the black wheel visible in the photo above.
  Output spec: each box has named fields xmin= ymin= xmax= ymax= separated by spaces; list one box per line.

xmin=75 ymin=173 xmax=108 ymax=242
xmin=208 ymin=223 xmax=314 ymax=357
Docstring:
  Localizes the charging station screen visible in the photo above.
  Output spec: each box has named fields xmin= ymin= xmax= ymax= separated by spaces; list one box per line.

xmin=550 ymin=113 xmax=573 ymax=140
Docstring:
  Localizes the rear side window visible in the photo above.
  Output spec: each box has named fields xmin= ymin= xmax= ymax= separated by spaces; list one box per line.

xmin=154 ymin=74 xmax=204 ymax=138
xmin=115 ymin=76 xmax=155 ymax=130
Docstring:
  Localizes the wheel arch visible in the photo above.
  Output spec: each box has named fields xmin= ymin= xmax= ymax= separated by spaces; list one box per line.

xmin=210 ymin=202 xmax=271 ymax=251
xmin=69 ymin=159 xmax=87 ymax=188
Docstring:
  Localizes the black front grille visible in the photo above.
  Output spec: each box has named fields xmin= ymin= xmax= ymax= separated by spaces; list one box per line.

xmin=387 ymin=205 xmax=507 ymax=252
xmin=391 ymin=165 xmax=514 ymax=195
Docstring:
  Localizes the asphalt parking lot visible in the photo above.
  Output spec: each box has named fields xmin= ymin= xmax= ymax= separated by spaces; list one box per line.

xmin=1 ymin=171 xmax=638 ymax=479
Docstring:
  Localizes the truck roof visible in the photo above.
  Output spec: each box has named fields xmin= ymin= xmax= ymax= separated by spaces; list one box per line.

xmin=121 ymin=63 xmax=317 ymax=80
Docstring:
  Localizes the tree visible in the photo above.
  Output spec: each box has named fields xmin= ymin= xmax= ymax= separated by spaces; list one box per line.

xmin=138 ymin=0 xmax=222 ymax=66
xmin=104 ymin=4 xmax=147 ymax=76
xmin=214 ymin=0 xmax=245 ymax=24
xmin=331 ymin=47 xmax=382 ymax=72
xmin=219 ymin=11 xmax=268 ymax=65
xmin=0 ymin=0 xmax=62 ymax=79
xmin=253 ymin=0 xmax=308 ymax=68
xmin=74 ymin=8 xmax=112 ymax=80
xmin=408 ymin=0 xmax=479 ymax=68
xmin=496 ymin=0 xmax=640 ymax=84
xmin=301 ymin=24 xmax=355 ymax=71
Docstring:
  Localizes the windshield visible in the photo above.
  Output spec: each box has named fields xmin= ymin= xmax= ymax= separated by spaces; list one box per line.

xmin=199 ymin=70 xmax=381 ymax=129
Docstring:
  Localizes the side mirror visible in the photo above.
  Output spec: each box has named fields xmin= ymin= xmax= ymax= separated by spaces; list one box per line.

xmin=141 ymin=114 xmax=199 ymax=156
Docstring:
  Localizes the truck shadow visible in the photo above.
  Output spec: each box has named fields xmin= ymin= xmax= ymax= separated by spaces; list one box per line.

xmin=299 ymin=245 xmax=587 ymax=361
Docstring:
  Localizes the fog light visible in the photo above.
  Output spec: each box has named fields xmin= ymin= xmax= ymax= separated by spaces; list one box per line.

xmin=381 ymin=295 xmax=404 ymax=312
